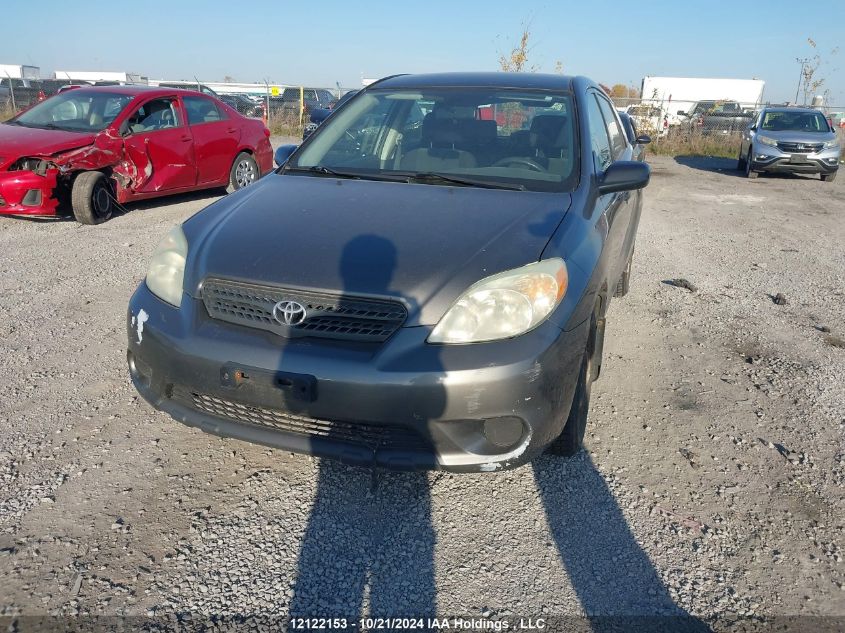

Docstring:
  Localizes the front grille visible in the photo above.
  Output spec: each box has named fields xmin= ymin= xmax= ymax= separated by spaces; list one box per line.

xmin=776 ymin=142 xmax=824 ymax=154
xmin=177 ymin=388 xmax=430 ymax=451
xmin=201 ymin=278 xmax=407 ymax=343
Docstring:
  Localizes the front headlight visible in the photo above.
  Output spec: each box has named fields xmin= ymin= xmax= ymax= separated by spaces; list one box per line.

xmin=146 ymin=225 xmax=188 ymax=307
xmin=757 ymin=135 xmax=778 ymax=147
xmin=823 ymin=139 xmax=840 ymax=150
xmin=428 ymin=259 xmax=568 ymax=344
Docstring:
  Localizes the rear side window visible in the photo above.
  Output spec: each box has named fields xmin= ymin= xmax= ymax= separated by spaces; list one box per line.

xmin=183 ymin=95 xmax=226 ymax=125
xmin=586 ymin=95 xmax=613 ymax=171
xmin=595 ymin=95 xmax=627 ymax=159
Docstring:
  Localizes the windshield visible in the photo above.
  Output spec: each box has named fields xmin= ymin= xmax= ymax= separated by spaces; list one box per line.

xmin=11 ymin=90 xmax=133 ymax=132
xmin=289 ymin=88 xmax=578 ymax=193
xmin=761 ymin=111 xmax=830 ymax=133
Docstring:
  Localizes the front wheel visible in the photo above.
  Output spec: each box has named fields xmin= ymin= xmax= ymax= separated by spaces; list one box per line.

xmin=821 ymin=171 xmax=838 ymax=182
xmin=546 ymin=324 xmax=595 ymax=457
xmin=229 ymin=152 xmax=259 ymax=192
xmin=745 ymin=150 xmax=758 ymax=179
xmin=71 ymin=171 xmax=114 ymax=225
xmin=737 ymin=146 xmax=747 ymax=171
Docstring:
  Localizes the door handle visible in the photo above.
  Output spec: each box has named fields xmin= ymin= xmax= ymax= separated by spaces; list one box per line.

xmin=227 ymin=128 xmax=237 ymax=133
xmin=180 ymin=136 xmax=192 ymax=142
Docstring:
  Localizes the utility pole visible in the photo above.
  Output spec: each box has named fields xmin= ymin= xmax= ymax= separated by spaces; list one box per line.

xmin=4 ymin=71 xmax=16 ymax=112
xmin=795 ymin=58 xmax=809 ymax=104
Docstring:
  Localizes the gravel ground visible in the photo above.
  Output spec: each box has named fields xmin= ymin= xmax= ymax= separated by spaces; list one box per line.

xmin=0 ymin=148 xmax=843 ymax=631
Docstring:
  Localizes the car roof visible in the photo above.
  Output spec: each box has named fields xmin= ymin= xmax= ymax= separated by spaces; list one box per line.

xmin=372 ymin=72 xmax=575 ymax=91
xmin=763 ymin=106 xmax=824 ymax=114
xmin=60 ymin=85 xmax=211 ymax=97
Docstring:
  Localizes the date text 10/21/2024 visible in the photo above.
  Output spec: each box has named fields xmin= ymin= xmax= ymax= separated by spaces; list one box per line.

xmin=289 ymin=618 xmax=548 ymax=631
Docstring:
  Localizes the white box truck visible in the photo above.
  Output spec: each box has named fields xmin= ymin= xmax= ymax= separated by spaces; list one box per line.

xmin=0 ymin=64 xmax=40 ymax=80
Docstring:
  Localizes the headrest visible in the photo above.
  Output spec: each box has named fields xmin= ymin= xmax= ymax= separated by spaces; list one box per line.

xmin=529 ymin=115 xmax=569 ymax=148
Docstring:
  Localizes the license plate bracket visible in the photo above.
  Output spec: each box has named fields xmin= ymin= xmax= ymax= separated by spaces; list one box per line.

xmin=220 ymin=362 xmax=317 ymax=402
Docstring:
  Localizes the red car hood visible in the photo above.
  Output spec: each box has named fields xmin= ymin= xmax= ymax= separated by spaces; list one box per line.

xmin=0 ymin=123 xmax=96 ymax=167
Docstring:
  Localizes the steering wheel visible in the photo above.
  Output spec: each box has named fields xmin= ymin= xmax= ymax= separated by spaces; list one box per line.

xmin=493 ymin=156 xmax=546 ymax=172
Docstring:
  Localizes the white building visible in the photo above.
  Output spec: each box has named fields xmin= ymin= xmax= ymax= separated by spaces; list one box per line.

xmin=53 ymin=70 xmax=148 ymax=84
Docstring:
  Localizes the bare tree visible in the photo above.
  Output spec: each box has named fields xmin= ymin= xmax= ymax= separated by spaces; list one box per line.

xmin=498 ymin=28 xmax=537 ymax=73
xmin=795 ymin=38 xmax=839 ymax=105
xmin=497 ymin=21 xmax=565 ymax=74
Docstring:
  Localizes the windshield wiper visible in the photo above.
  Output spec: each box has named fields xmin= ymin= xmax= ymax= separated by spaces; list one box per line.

xmin=399 ymin=172 xmax=526 ymax=191
xmin=285 ymin=165 xmax=408 ymax=182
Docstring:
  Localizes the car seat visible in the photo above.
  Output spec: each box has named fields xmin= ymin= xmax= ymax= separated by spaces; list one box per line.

xmin=399 ymin=117 xmax=477 ymax=171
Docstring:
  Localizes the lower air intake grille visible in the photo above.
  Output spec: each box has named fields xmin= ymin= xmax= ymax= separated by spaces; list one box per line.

xmin=179 ymin=388 xmax=429 ymax=451
xmin=201 ymin=278 xmax=407 ymax=343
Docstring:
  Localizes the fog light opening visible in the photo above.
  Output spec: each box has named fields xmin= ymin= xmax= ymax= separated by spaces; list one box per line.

xmin=127 ymin=350 xmax=152 ymax=387
xmin=483 ymin=416 xmax=525 ymax=449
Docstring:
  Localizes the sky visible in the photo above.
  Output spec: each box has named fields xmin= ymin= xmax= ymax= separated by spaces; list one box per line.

xmin=2 ymin=0 xmax=843 ymax=104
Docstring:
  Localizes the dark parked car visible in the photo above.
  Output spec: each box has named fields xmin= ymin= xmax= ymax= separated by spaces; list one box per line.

xmin=127 ymin=72 xmax=649 ymax=472
xmin=678 ymin=100 xmax=755 ymax=135
xmin=158 ymin=82 xmax=219 ymax=97
xmin=301 ymin=90 xmax=359 ymax=140
xmin=218 ymin=93 xmax=264 ymax=118
xmin=738 ymin=107 xmax=840 ymax=181
xmin=268 ymin=87 xmax=335 ymax=118
xmin=0 ymin=86 xmax=273 ymax=224
xmin=617 ymin=110 xmax=651 ymax=161
xmin=0 ymin=78 xmax=46 ymax=110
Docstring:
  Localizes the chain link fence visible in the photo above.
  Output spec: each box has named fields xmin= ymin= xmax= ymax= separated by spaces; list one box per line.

xmin=612 ymin=96 xmax=845 ymax=159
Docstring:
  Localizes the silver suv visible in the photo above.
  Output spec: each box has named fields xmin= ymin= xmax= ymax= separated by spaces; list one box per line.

xmin=739 ymin=107 xmax=840 ymax=182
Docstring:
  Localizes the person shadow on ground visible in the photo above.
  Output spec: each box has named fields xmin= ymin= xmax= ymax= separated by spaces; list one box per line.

xmin=287 ymin=235 xmax=441 ymax=621
xmin=286 ymin=236 xmax=708 ymax=632
xmin=534 ymin=452 xmax=712 ymax=632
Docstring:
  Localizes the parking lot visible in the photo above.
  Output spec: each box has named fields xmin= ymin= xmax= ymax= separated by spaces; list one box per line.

xmin=0 ymin=145 xmax=844 ymax=627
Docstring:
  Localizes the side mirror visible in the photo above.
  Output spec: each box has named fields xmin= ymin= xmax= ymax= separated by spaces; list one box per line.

xmin=274 ymin=144 xmax=298 ymax=167
xmin=635 ymin=134 xmax=652 ymax=145
xmin=309 ymin=108 xmax=331 ymax=124
xmin=598 ymin=161 xmax=650 ymax=195
xmin=749 ymin=125 xmax=757 ymax=131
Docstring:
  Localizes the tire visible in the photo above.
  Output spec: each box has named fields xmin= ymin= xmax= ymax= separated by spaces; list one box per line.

xmin=737 ymin=146 xmax=747 ymax=171
xmin=821 ymin=171 xmax=837 ymax=182
xmin=745 ymin=150 xmax=758 ymax=179
xmin=71 ymin=171 xmax=114 ymax=225
xmin=614 ymin=248 xmax=633 ymax=298
xmin=229 ymin=152 xmax=259 ymax=192
xmin=546 ymin=322 xmax=595 ymax=457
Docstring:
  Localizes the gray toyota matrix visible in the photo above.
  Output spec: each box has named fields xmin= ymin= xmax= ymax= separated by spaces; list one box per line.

xmin=127 ymin=73 xmax=650 ymax=472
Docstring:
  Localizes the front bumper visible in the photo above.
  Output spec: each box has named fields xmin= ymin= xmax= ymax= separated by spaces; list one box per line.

xmin=127 ymin=283 xmax=588 ymax=472
xmin=0 ymin=169 xmax=60 ymax=216
xmin=750 ymin=144 xmax=840 ymax=175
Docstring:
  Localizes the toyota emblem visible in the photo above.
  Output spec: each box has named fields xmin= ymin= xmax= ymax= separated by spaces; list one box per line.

xmin=272 ymin=300 xmax=307 ymax=326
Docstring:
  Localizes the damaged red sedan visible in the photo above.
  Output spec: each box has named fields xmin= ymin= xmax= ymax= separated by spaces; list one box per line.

xmin=0 ymin=86 xmax=273 ymax=224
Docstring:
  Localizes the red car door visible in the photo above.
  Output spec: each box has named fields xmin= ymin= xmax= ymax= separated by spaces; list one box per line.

xmin=182 ymin=95 xmax=240 ymax=185
xmin=121 ymin=96 xmax=197 ymax=193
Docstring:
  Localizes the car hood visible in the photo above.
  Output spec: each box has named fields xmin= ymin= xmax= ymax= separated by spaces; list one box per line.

xmin=183 ymin=173 xmax=571 ymax=326
xmin=0 ymin=123 xmax=96 ymax=167
xmin=757 ymin=129 xmax=836 ymax=144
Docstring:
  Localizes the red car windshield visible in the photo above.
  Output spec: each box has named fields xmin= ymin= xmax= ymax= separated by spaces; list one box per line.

xmin=11 ymin=90 xmax=133 ymax=133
